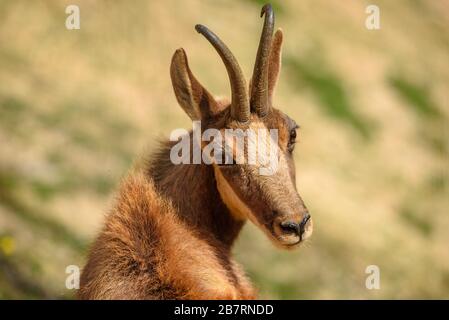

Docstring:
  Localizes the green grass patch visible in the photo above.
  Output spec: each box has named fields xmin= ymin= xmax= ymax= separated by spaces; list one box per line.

xmin=0 ymin=96 xmax=28 ymax=132
xmin=0 ymin=190 xmax=87 ymax=253
xmin=400 ymin=207 xmax=433 ymax=237
xmin=286 ymin=56 xmax=373 ymax=139
xmin=389 ymin=75 xmax=442 ymax=119
xmin=389 ymin=74 xmax=446 ymax=156
xmin=426 ymin=173 xmax=447 ymax=193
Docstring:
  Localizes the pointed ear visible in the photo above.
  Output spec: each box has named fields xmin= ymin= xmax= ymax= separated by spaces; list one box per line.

xmin=267 ymin=29 xmax=283 ymax=105
xmin=170 ymin=48 xmax=218 ymax=120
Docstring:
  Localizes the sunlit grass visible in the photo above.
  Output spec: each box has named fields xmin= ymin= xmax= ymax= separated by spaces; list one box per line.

xmin=286 ymin=56 xmax=373 ymax=140
xmin=0 ymin=0 xmax=448 ymax=299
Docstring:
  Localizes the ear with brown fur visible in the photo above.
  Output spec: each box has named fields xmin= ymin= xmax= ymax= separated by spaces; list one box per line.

xmin=267 ymin=29 xmax=283 ymax=105
xmin=170 ymin=48 xmax=218 ymax=120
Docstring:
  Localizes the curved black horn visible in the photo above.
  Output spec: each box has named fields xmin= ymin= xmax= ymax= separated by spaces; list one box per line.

xmin=250 ymin=4 xmax=274 ymax=117
xmin=195 ymin=24 xmax=250 ymax=123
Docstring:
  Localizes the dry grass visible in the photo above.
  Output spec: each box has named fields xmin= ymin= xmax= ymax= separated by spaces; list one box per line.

xmin=0 ymin=0 xmax=448 ymax=299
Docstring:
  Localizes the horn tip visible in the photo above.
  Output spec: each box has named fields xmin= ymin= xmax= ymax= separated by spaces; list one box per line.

xmin=261 ymin=3 xmax=273 ymax=17
xmin=195 ymin=24 xmax=206 ymax=34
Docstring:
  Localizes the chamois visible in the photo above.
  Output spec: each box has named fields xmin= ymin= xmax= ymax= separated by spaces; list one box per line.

xmin=79 ymin=3 xmax=313 ymax=300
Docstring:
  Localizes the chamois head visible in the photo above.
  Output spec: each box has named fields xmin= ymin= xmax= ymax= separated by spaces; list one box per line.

xmin=170 ymin=4 xmax=312 ymax=248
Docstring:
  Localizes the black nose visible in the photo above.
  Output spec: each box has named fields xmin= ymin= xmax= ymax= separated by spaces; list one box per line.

xmin=281 ymin=212 xmax=310 ymax=240
xmin=280 ymin=221 xmax=300 ymax=235
xmin=299 ymin=213 xmax=311 ymax=240
xmin=280 ymin=213 xmax=311 ymax=240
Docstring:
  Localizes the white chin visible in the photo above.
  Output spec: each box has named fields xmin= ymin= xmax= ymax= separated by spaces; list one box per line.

xmin=276 ymin=234 xmax=301 ymax=247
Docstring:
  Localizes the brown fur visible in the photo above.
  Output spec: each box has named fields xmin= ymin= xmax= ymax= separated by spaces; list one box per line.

xmin=79 ymin=170 xmax=255 ymax=299
xmin=79 ymin=16 xmax=312 ymax=299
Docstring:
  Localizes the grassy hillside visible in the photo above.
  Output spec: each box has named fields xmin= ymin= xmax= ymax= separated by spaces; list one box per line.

xmin=0 ymin=0 xmax=448 ymax=299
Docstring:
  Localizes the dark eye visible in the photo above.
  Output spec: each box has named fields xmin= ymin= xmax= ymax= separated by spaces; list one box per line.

xmin=290 ymin=129 xmax=297 ymax=140
xmin=288 ymin=129 xmax=297 ymax=152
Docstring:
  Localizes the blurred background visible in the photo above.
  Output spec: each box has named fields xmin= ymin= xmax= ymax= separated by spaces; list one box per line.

xmin=0 ymin=0 xmax=448 ymax=299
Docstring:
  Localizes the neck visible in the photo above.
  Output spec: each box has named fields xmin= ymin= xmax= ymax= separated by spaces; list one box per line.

xmin=146 ymin=141 xmax=245 ymax=250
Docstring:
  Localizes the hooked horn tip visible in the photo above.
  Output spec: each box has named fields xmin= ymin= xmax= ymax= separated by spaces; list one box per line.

xmin=260 ymin=3 xmax=273 ymax=17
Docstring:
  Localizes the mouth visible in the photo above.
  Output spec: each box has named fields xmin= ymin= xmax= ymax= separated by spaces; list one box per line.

xmin=274 ymin=233 xmax=302 ymax=248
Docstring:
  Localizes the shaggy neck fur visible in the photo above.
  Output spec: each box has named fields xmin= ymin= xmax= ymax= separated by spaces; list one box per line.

xmin=146 ymin=140 xmax=245 ymax=250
